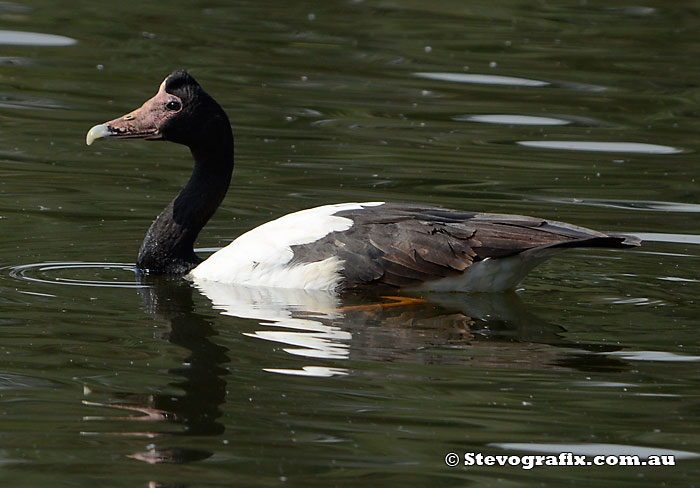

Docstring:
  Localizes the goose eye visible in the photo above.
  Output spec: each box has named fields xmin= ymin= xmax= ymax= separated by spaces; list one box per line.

xmin=166 ymin=100 xmax=181 ymax=111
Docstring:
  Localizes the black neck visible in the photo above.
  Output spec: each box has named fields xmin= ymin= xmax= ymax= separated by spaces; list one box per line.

xmin=137 ymin=132 xmax=233 ymax=274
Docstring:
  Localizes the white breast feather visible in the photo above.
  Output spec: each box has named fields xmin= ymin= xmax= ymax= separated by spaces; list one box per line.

xmin=189 ymin=202 xmax=384 ymax=289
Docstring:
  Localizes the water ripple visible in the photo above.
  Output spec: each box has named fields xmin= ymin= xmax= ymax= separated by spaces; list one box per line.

xmin=7 ymin=262 xmax=145 ymax=288
xmin=0 ymin=30 xmax=76 ymax=46
xmin=604 ymin=350 xmax=700 ymax=362
xmin=415 ymin=71 xmax=549 ymax=87
xmin=492 ymin=442 xmax=700 ymax=459
xmin=517 ymin=140 xmax=682 ymax=154
xmin=0 ymin=93 xmax=66 ymax=110
xmin=537 ymin=198 xmax=700 ymax=215
xmin=454 ymin=114 xmax=602 ymax=127
xmin=414 ymin=72 xmax=607 ymax=91
xmin=455 ymin=114 xmax=570 ymax=126
xmin=634 ymin=233 xmax=700 ymax=245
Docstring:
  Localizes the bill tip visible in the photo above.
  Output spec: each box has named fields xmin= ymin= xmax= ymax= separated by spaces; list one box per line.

xmin=86 ymin=123 xmax=109 ymax=146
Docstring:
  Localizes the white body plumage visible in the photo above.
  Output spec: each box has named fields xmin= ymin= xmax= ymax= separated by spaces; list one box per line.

xmin=189 ymin=202 xmax=384 ymax=290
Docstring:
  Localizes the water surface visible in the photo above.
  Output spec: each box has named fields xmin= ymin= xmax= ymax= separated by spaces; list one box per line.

xmin=1 ymin=0 xmax=699 ymax=486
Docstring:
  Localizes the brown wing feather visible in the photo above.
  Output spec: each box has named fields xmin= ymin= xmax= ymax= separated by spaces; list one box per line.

xmin=289 ymin=203 xmax=640 ymax=289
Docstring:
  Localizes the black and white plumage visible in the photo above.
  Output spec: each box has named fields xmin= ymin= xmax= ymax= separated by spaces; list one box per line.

xmin=86 ymin=71 xmax=640 ymax=293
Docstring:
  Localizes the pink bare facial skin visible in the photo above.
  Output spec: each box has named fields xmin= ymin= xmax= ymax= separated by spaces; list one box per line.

xmin=86 ymin=79 xmax=183 ymax=145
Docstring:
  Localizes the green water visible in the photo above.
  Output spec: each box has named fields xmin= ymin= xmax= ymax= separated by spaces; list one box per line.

xmin=1 ymin=0 xmax=699 ymax=486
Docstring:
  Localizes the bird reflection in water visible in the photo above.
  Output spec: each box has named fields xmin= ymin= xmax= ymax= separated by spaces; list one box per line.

xmin=81 ymin=276 xmax=226 ymax=466
xmin=192 ymin=278 xmax=623 ymax=373
xmin=81 ymin=275 xmax=625 ymax=468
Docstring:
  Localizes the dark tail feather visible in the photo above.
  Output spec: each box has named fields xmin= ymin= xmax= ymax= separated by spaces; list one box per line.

xmin=549 ymin=233 xmax=642 ymax=250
